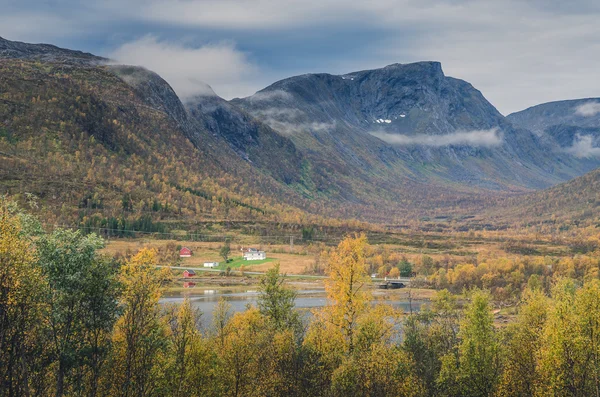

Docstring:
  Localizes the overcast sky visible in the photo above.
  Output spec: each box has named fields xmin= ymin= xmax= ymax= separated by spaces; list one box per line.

xmin=2 ymin=0 xmax=600 ymax=114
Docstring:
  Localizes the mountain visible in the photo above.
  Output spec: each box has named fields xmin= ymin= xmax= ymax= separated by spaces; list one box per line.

xmin=0 ymin=39 xmax=322 ymax=230
xmin=2 ymin=36 xmax=600 ymax=228
xmin=508 ymin=98 xmax=600 ymax=160
xmin=0 ymin=36 xmax=106 ymax=65
xmin=232 ymin=62 xmax=592 ymax=193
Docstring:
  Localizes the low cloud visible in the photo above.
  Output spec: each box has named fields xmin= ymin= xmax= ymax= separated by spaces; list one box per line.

xmin=247 ymin=90 xmax=293 ymax=102
xmin=566 ymin=134 xmax=600 ymax=158
xmin=371 ymin=128 xmax=503 ymax=147
xmin=109 ymin=35 xmax=260 ymax=100
xmin=248 ymin=106 xmax=334 ymax=134
xmin=251 ymin=107 xmax=304 ymax=119
xmin=575 ymin=101 xmax=600 ymax=117
xmin=264 ymin=120 xmax=335 ymax=135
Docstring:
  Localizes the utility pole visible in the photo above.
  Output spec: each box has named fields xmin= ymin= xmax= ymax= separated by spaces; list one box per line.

xmin=290 ymin=236 xmax=294 ymax=253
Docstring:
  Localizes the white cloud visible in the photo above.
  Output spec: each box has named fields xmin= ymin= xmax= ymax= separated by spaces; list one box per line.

xmin=566 ymin=134 xmax=600 ymax=158
xmin=126 ymin=0 xmax=600 ymax=114
xmin=264 ymin=120 xmax=335 ymax=135
xmin=575 ymin=102 xmax=600 ymax=117
xmin=138 ymin=0 xmax=345 ymax=30
xmin=5 ymin=0 xmax=600 ymax=114
xmin=109 ymin=35 xmax=261 ymax=100
xmin=371 ymin=128 xmax=503 ymax=147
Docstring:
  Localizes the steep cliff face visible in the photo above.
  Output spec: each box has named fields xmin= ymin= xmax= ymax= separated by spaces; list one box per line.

xmin=185 ymin=94 xmax=304 ymax=184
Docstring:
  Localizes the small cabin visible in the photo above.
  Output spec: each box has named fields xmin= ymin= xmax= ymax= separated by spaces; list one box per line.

xmin=179 ymin=247 xmax=192 ymax=258
xmin=203 ymin=262 xmax=219 ymax=268
xmin=183 ymin=269 xmax=196 ymax=278
xmin=243 ymin=250 xmax=266 ymax=261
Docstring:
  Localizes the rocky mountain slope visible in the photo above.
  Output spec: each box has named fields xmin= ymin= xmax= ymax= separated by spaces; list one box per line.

xmin=232 ymin=62 xmax=595 ymax=192
xmin=508 ymin=98 xmax=600 ymax=160
xmin=2 ymin=36 xmax=600 ymax=227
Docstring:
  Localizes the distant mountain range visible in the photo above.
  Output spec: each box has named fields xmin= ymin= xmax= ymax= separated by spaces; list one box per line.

xmin=508 ymin=98 xmax=600 ymax=158
xmin=1 ymin=36 xmax=599 ymax=227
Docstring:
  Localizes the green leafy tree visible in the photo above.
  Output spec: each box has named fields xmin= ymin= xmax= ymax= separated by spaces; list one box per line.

xmin=36 ymin=229 xmax=119 ymax=397
xmin=257 ymin=264 xmax=300 ymax=332
xmin=220 ymin=241 xmax=231 ymax=263
xmin=404 ymin=289 xmax=459 ymax=397
xmin=399 ymin=260 xmax=414 ymax=277
xmin=439 ymin=290 xmax=499 ymax=397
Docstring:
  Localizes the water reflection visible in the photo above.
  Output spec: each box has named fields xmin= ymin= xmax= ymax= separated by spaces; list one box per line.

xmin=161 ymin=288 xmax=423 ymax=327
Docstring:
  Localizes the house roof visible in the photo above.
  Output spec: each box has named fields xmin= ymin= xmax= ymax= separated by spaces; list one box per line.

xmin=184 ymin=269 xmax=196 ymax=274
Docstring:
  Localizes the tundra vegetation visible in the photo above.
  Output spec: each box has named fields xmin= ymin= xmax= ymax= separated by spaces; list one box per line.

xmin=4 ymin=198 xmax=600 ymax=397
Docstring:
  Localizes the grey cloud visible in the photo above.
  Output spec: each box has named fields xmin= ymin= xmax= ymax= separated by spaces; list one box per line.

xmin=371 ymin=128 xmax=503 ymax=147
xmin=247 ymin=90 xmax=294 ymax=102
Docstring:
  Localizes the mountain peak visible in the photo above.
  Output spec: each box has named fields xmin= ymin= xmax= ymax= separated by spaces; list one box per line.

xmin=0 ymin=36 xmax=106 ymax=65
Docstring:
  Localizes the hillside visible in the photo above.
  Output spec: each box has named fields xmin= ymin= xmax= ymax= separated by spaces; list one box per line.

xmin=3 ymin=36 xmax=600 ymax=229
xmin=0 ymin=58 xmax=324 ymax=232
xmin=484 ymin=166 xmax=600 ymax=230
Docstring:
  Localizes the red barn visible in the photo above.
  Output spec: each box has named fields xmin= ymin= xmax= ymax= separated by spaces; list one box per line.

xmin=183 ymin=269 xmax=196 ymax=278
xmin=179 ymin=247 xmax=192 ymax=257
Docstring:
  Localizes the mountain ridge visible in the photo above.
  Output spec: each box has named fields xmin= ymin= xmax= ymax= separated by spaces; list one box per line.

xmin=1 ymin=36 xmax=600 ymax=227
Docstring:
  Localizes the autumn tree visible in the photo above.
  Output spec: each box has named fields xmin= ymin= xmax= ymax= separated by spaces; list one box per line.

xmin=107 ymin=248 xmax=170 ymax=397
xmin=164 ymin=299 xmax=211 ymax=397
xmin=0 ymin=199 xmax=49 ymax=396
xmin=496 ymin=287 xmax=548 ymax=397
xmin=317 ymin=233 xmax=371 ymax=354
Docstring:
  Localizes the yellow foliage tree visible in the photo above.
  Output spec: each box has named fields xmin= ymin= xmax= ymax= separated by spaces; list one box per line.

xmin=323 ymin=233 xmax=371 ymax=354
xmin=106 ymin=248 xmax=170 ymax=397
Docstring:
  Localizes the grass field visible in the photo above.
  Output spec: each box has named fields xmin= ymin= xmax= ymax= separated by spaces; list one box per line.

xmin=216 ymin=257 xmax=275 ymax=269
xmin=102 ymin=239 xmax=316 ymax=274
xmin=101 ymin=228 xmax=585 ymax=277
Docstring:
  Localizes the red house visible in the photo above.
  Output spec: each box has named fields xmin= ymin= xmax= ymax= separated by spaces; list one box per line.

xmin=183 ymin=269 xmax=196 ymax=278
xmin=179 ymin=247 xmax=192 ymax=258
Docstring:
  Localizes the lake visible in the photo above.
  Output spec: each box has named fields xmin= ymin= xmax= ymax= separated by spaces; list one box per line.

xmin=161 ymin=287 xmax=423 ymax=327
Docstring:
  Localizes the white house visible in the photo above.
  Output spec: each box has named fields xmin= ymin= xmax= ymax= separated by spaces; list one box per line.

xmin=243 ymin=248 xmax=266 ymax=261
xmin=203 ymin=262 xmax=219 ymax=268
